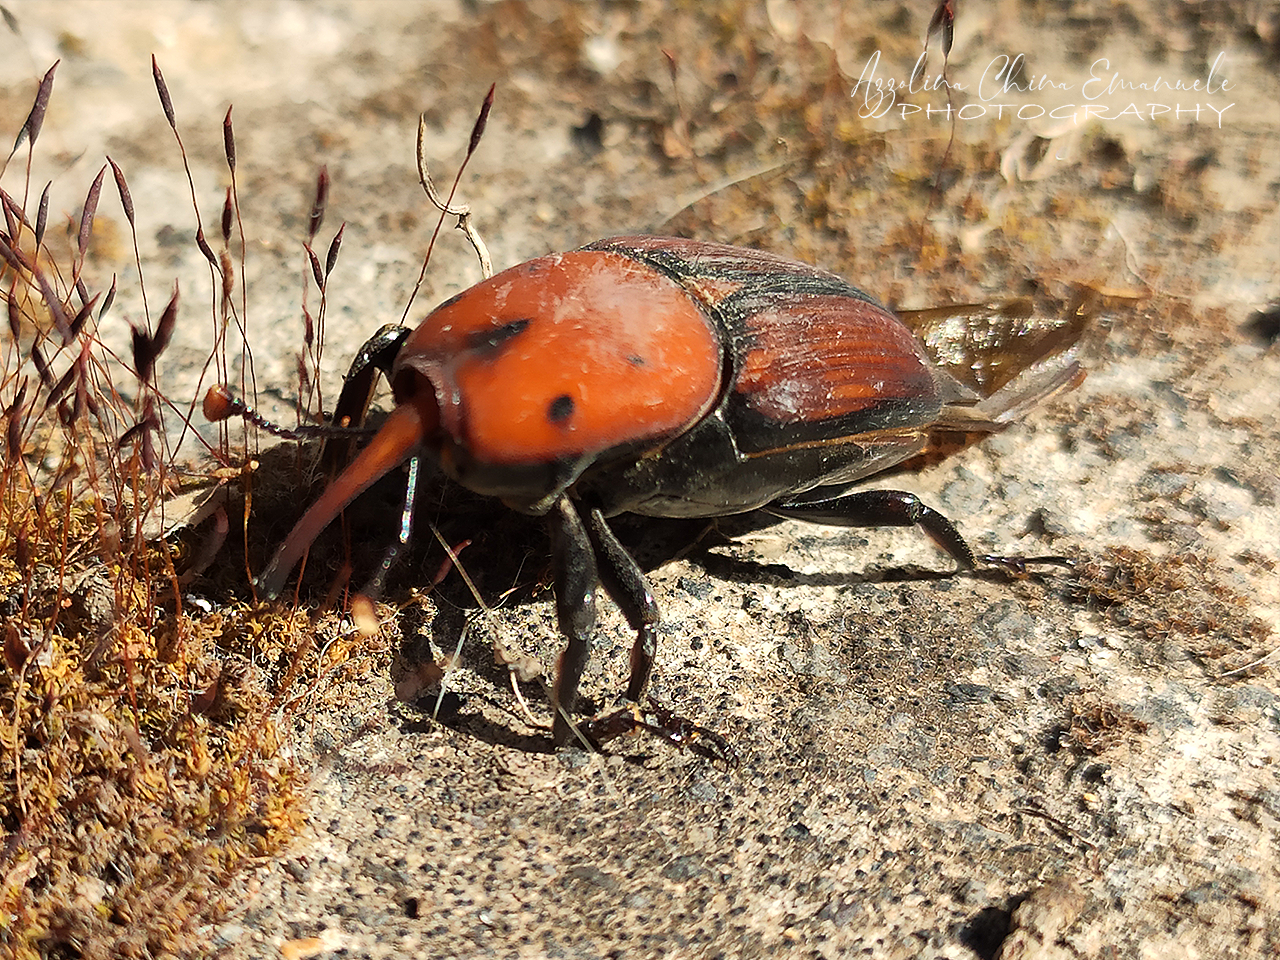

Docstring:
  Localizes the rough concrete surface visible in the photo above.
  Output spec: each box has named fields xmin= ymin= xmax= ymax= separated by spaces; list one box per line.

xmin=3 ymin=1 xmax=1278 ymax=958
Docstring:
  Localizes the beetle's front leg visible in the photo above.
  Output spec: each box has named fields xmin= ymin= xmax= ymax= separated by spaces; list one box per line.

xmin=548 ymin=496 xmax=600 ymax=747
xmin=321 ymin=323 xmax=412 ymax=475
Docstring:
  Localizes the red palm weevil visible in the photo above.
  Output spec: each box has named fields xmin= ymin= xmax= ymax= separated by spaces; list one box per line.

xmin=223 ymin=236 xmax=1087 ymax=750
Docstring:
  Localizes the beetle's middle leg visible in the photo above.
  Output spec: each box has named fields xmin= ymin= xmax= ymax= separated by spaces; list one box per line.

xmin=550 ymin=501 xmax=733 ymax=761
xmin=582 ymin=507 xmax=660 ymax=704
xmin=548 ymin=501 xmax=659 ymax=743
xmin=548 ymin=496 xmax=600 ymax=747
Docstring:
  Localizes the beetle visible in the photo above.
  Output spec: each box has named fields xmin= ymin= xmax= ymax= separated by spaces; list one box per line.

xmin=242 ymin=235 xmax=1087 ymax=750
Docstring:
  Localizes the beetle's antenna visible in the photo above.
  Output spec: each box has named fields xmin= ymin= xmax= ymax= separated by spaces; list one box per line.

xmin=201 ymin=383 xmax=373 ymax=442
xmin=402 ymin=84 xmax=496 ymax=326
xmin=359 ymin=454 xmax=421 ymax=600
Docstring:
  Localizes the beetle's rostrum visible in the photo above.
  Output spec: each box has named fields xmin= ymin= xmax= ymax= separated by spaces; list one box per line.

xmin=242 ymin=236 xmax=1087 ymax=750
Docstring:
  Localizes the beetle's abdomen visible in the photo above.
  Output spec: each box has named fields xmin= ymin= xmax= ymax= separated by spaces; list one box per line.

xmin=724 ymin=284 xmax=939 ymax=447
xmin=395 ymin=250 xmax=722 ymax=467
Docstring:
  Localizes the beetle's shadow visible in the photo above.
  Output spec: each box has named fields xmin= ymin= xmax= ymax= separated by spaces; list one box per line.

xmin=391 ymin=487 xmax=990 ymax=730
xmin=236 ymin=463 xmax=1034 ymax=754
xmin=394 ymin=688 xmax=554 ymax=756
xmin=610 ymin=511 xmax=970 ymax=589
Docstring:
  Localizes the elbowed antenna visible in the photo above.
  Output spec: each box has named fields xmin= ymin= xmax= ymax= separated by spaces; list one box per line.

xmin=201 ymin=383 xmax=426 ymax=599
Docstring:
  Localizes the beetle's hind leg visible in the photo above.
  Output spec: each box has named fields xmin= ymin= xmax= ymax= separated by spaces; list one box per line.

xmin=767 ymin=489 xmax=1072 ymax=572
xmin=769 ymin=488 xmax=978 ymax=568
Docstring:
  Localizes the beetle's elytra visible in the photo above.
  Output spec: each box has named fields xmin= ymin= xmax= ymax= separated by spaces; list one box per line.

xmin=249 ymin=236 xmax=1086 ymax=750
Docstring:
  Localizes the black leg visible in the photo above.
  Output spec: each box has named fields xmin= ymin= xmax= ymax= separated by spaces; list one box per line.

xmin=548 ymin=496 xmax=600 ymax=746
xmin=321 ymin=324 xmax=412 ymax=475
xmin=582 ymin=700 xmax=737 ymax=765
xmin=768 ymin=489 xmax=978 ymax=569
xmin=550 ymin=500 xmax=733 ymax=759
xmin=583 ymin=507 xmax=660 ymax=703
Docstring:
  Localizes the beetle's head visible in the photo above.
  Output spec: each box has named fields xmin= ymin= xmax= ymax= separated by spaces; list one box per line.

xmin=255 ymin=247 xmax=722 ymax=598
xmin=389 ymin=363 xmax=591 ymax=516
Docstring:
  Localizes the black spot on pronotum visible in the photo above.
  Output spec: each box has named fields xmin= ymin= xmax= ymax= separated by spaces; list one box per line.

xmin=627 ymin=354 xmax=645 ymax=366
xmin=547 ymin=394 xmax=575 ymax=424
xmin=465 ymin=318 xmax=531 ymax=356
